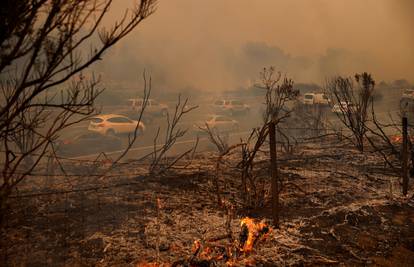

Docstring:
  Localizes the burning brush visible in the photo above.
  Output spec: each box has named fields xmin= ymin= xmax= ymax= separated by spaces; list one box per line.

xmin=390 ymin=134 xmax=414 ymax=144
xmin=390 ymin=135 xmax=403 ymax=143
xmin=138 ymin=217 xmax=271 ymax=266
xmin=189 ymin=217 xmax=271 ymax=264
xmin=238 ymin=217 xmax=270 ymax=253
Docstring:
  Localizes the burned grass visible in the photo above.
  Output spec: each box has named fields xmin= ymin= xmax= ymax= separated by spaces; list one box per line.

xmin=1 ymin=143 xmax=414 ymax=266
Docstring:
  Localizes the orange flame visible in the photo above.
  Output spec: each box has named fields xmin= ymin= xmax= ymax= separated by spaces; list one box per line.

xmin=188 ymin=218 xmax=271 ymax=265
xmin=192 ymin=239 xmax=201 ymax=255
xmin=156 ymin=198 xmax=162 ymax=209
xmin=191 ymin=239 xmax=217 ymax=260
xmin=390 ymin=135 xmax=414 ymax=143
xmin=391 ymin=135 xmax=402 ymax=143
xmin=240 ymin=217 xmax=270 ymax=253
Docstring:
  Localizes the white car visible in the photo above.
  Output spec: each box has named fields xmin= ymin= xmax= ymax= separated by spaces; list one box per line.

xmin=213 ymin=99 xmax=250 ymax=115
xmin=196 ymin=115 xmax=239 ymax=133
xmin=88 ymin=114 xmax=145 ymax=135
xmin=401 ymin=89 xmax=414 ymax=99
xmin=302 ymin=93 xmax=330 ymax=105
xmin=126 ymin=98 xmax=169 ymax=117
xmin=332 ymin=102 xmax=353 ymax=114
xmin=400 ymin=89 xmax=414 ymax=107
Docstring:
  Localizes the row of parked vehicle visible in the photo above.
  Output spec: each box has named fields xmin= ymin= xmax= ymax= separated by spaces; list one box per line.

xmin=57 ymin=114 xmax=144 ymax=157
xmin=57 ymin=93 xmax=364 ymax=157
xmin=56 ymin=96 xmax=246 ymax=156
xmin=213 ymin=99 xmax=250 ymax=115
xmin=305 ymin=88 xmax=411 ymax=114
xmin=300 ymin=93 xmax=355 ymax=114
xmin=301 ymin=93 xmax=330 ymax=105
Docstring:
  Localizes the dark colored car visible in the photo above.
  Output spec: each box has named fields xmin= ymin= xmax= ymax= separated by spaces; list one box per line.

xmin=56 ymin=132 xmax=122 ymax=157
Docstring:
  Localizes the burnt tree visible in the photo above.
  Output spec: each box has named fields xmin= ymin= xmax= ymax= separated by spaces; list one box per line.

xmin=0 ymin=0 xmax=157 ymax=214
xmin=257 ymin=67 xmax=298 ymax=227
xmin=326 ymin=73 xmax=375 ymax=152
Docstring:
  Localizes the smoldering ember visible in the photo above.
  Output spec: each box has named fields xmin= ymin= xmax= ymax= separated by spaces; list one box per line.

xmin=0 ymin=1 xmax=414 ymax=266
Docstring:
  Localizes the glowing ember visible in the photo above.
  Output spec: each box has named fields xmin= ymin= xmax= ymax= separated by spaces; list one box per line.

xmin=156 ymin=198 xmax=162 ymax=209
xmin=390 ymin=135 xmax=414 ymax=143
xmin=187 ymin=218 xmax=271 ymax=265
xmin=192 ymin=239 xmax=201 ymax=255
xmin=390 ymin=135 xmax=402 ymax=143
xmin=239 ymin=217 xmax=270 ymax=253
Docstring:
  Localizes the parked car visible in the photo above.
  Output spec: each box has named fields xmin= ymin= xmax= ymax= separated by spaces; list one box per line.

xmin=332 ymin=101 xmax=353 ymax=114
xmin=88 ymin=114 xmax=145 ymax=136
xmin=400 ymin=89 xmax=414 ymax=107
xmin=195 ymin=115 xmax=239 ymax=133
xmin=126 ymin=98 xmax=169 ymax=117
xmin=401 ymin=89 xmax=414 ymax=99
xmin=302 ymin=93 xmax=330 ymax=105
xmin=56 ymin=132 xmax=122 ymax=157
xmin=213 ymin=99 xmax=250 ymax=115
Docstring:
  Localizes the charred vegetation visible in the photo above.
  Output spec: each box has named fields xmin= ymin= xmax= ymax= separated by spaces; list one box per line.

xmin=1 ymin=1 xmax=414 ymax=266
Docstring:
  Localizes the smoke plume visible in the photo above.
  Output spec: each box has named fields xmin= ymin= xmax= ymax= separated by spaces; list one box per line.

xmin=95 ymin=0 xmax=414 ymax=91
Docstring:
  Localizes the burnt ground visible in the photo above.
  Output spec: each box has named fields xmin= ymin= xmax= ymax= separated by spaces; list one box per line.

xmin=1 ymin=140 xmax=414 ymax=266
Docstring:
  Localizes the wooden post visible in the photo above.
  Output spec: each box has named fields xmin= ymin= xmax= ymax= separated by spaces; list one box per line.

xmin=269 ymin=121 xmax=279 ymax=227
xmin=402 ymin=117 xmax=409 ymax=196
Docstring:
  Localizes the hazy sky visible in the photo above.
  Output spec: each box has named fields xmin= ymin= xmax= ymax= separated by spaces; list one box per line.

xmin=97 ymin=0 xmax=414 ymax=91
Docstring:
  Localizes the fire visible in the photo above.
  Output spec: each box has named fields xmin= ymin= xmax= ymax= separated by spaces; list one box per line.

xmin=391 ymin=135 xmax=402 ymax=143
xmin=156 ymin=198 xmax=162 ymax=209
xmin=192 ymin=239 xmax=201 ymax=255
xmin=390 ymin=135 xmax=414 ymax=143
xmin=239 ymin=217 xmax=270 ymax=253
xmin=142 ymin=218 xmax=271 ymax=266
xmin=191 ymin=239 xmax=227 ymax=261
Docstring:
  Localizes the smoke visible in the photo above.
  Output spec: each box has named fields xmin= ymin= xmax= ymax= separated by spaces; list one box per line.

xmin=95 ymin=0 xmax=414 ymax=91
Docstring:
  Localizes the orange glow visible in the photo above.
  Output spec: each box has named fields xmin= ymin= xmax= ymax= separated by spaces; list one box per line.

xmin=156 ymin=198 xmax=162 ymax=209
xmin=240 ymin=217 xmax=270 ymax=253
xmin=192 ymin=239 xmax=201 ymax=255
xmin=390 ymin=135 xmax=414 ymax=144
xmin=391 ymin=135 xmax=402 ymax=143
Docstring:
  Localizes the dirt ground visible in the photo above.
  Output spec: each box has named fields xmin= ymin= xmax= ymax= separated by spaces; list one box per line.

xmin=1 ymin=141 xmax=414 ymax=266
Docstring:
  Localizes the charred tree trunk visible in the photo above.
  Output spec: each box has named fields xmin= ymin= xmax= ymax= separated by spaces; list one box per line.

xmin=402 ymin=117 xmax=409 ymax=196
xmin=356 ymin=132 xmax=364 ymax=153
xmin=269 ymin=121 xmax=279 ymax=227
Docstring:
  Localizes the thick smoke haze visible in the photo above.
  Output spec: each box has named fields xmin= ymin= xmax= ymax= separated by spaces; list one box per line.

xmin=95 ymin=0 xmax=414 ymax=91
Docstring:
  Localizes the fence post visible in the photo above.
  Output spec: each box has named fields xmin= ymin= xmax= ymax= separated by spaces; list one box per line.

xmin=402 ymin=116 xmax=409 ymax=196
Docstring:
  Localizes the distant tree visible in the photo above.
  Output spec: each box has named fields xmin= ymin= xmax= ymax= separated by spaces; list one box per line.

xmin=377 ymin=81 xmax=389 ymax=90
xmin=0 ymin=0 xmax=157 ymax=215
xmin=294 ymin=83 xmax=321 ymax=93
xmin=326 ymin=72 xmax=375 ymax=152
xmin=392 ymin=79 xmax=411 ymax=89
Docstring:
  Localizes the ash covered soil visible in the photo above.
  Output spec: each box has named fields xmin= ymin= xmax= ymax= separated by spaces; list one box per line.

xmin=1 ymin=142 xmax=414 ymax=266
